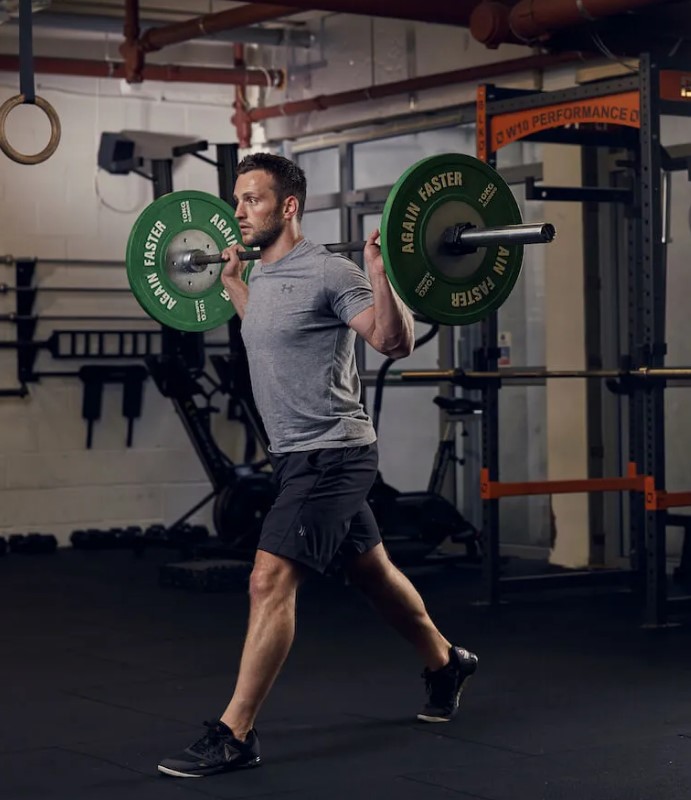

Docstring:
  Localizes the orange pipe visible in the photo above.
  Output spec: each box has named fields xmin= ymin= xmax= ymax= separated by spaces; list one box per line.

xmin=139 ymin=5 xmax=299 ymax=53
xmin=121 ymin=0 xmax=144 ymax=82
xmin=233 ymin=44 xmax=253 ymax=149
xmin=0 ymin=56 xmax=284 ymax=86
xmin=509 ymin=0 xmax=662 ymax=41
xmin=123 ymin=0 xmax=140 ymax=42
xmin=120 ymin=5 xmax=295 ymax=83
xmin=246 ymin=51 xmax=583 ymax=122
xmin=471 ymin=0 xmax=661 ymax=46
xmin=240 ymin=0 xmax=482 ymax=25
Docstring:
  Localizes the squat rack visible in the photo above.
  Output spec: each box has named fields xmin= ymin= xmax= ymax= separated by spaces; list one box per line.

xmin=469 ymin=53 xmax=691 ymax=627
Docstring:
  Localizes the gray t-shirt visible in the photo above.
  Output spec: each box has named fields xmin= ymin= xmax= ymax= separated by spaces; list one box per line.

xmin=241 ymin=239 xmax=377 ymax=454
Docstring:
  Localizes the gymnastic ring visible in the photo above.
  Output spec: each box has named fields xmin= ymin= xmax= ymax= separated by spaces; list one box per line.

xmin=0 ymin=94 xmax=61 ymax=165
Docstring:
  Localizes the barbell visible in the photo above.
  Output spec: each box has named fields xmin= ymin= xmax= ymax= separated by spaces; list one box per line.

xmin=125 ymin=153 xmax=556 ymax=332
xmin=400 ymin=368 xmax=691 ymax=382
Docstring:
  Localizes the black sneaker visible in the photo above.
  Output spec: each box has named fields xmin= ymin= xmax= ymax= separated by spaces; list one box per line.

xmin=417 ymin=646 xmax=478 ymax=723
xmin=158 ymin=721 xmax=261 ymax=778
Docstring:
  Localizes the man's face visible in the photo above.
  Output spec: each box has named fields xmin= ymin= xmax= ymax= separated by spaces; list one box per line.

xmin=233 ymin=169 xmax=285 ymax=249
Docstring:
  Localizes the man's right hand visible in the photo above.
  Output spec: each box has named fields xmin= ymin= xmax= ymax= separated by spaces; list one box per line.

xmin=220 ymin=244 xmax=246 ymax=289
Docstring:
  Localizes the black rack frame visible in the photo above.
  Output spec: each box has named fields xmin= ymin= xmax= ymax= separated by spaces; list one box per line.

xmin=476 ymin=54 xmax=691 ymax=626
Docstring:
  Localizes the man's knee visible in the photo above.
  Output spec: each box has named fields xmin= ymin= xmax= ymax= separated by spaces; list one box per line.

xmin=249 ymin=550 xmax=304 ymax=602
xmin=345 ymin=543 xmax=394 ymax=588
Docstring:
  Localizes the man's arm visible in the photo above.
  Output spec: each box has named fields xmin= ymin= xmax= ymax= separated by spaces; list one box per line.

xmin=220 ymin=245 xmax=249 ymax=320
xmin=348 ymin=229 xmax=415 ymax=360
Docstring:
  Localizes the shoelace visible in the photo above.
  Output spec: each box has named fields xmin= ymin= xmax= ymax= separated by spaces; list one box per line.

xmin=189 ymin=720 xmax=227 ymax=756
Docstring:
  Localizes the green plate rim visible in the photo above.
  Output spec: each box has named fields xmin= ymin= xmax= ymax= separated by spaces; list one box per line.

xmin=380 ymin=153 xmax=524 ymax=325
xmin=126 ymin=190 xmax=253 ymax=332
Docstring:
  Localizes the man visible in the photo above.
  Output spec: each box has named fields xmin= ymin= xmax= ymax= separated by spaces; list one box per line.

xmin=158 ymin=153 xmax=478 ymax=779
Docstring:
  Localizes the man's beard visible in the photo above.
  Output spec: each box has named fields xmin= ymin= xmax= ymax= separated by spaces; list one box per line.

xmin=244 ymin=208 xmax=284 ymax=249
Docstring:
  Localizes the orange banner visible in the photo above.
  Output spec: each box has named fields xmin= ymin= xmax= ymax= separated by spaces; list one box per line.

xmin=487 ymin=91 xmax=641 ymax=153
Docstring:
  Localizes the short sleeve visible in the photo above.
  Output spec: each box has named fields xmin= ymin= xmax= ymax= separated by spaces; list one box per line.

xmin=324 ymin=254 xmax=374 ymax=325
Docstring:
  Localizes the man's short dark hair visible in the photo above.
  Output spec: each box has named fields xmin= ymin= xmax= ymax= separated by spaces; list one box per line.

xmin=237 ymin=152 xmax=307 ymax=221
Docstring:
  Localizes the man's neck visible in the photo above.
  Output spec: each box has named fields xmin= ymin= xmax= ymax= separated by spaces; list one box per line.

xmin=260 ymin=227 xmax=304 ymax=265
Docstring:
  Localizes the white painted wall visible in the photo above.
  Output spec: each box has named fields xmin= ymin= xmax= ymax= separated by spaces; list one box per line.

xmin=0 ymin=73 xmax=256 ymax=545
xmin=263 ymin=15 xmax=537 ymax=141
xmin=7 ymin=11 xmax=672 ymax=564
xmin=0 ymin=13 xmax=540 ymax=547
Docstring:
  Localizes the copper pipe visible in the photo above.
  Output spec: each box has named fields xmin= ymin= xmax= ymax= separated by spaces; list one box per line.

xmin=469 ymin=2 xmax=518 ymax=47
xmin=246 ymin=51 xmax=585 ymax=122
xmin=509 ymin=0 xmax=663 ymax=41
xmin=0 ymin=56 xmax=284 ymax=87
xmin=139 ymin=5 xmax=299 ymax=53
xmin=121 ymin=0 xmax=143 ymax=82
xmin=233 ymin=43 xmax=253 ymax=149
xmin=123 ymin=0 xmax=140 ymax=43
xmin=245 ymin=0 xmax=483 ymax=25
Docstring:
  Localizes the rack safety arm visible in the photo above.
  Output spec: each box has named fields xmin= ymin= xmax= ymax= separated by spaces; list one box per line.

xmin=644 ymin=477 xmax=691 ymax=511
xmin=480 ymin=463 xmax=646 ymax=500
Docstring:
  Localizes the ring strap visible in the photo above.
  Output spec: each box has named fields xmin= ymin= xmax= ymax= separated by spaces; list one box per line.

xmin=19 ymin=0 xmax=35 ymax=104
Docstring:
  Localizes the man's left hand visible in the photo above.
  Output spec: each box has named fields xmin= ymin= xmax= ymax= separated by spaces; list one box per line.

xmin=364 ymin=229 xmax=386 ymax=277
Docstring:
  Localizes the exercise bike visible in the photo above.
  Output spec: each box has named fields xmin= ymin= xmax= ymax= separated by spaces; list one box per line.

xmin=145 ymin=319 xmax=277 ymax=561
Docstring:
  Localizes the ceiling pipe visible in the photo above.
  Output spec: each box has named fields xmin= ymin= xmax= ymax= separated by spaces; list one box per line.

xmin=233 ymin=44 xmax=253 ymax=149
xmin=468 ymin=2 xmax=519 ymax=48
xmin=471 ymin=0 xmax=664 ymax=47
xmin=243 ymin=0 xmax=484 ymax=26
xmin=0 ymin=55 xmax=285 ymax=87
xmin=7 ymin=12 xmax=315 ymax=48
xmin=241 ymin=50 xmax=587 ymax=123
xmin=121 ymin=0 xmax=144 ymax=83
xmin=122 ymin=0 xmax=140 ymax=44
xmin=136 ymin=5 xmax=300 ymax=52
xmin=120 ymin=4 xmax=297 ymax=83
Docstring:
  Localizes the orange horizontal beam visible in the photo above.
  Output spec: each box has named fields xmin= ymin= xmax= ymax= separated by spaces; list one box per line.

xmin=644 ymin=477 xmax=691 ymax=511
xmin=481 ymin=465 xmax=691 ymax=511
xmin=480 ymin=463 xmax=645 ymax=500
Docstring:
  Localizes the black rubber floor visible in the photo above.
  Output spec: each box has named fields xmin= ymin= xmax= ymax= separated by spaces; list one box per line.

xmin=3 ymin=547 xmax=691 ymax=800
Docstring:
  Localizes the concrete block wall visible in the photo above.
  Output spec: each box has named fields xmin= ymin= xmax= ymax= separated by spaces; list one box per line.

xmin=264 ymin=17 xmax=538 ymax=141
xmin=0 ymin=15 xmax=535 ymax=547
xmin=4 ymin=12 xmax=686 ymax=566
xmin=0 ymin=72 xmax=254 ymax=545
xmin=0 ymin=18 xmax=528 ymax=548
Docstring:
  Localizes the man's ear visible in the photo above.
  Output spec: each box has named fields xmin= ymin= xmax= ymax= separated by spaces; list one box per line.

xmin=283 ymin=195 xmax=299 ymax=220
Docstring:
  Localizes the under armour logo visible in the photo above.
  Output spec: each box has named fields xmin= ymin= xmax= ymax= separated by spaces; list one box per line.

xmin=281 ymin=284 xmax=294 ymax=293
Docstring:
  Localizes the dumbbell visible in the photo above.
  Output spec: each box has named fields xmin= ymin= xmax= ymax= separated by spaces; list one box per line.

xmin=9 ymin=533 xmax=58 ymax=554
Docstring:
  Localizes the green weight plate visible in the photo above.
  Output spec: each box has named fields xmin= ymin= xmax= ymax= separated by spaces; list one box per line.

xmin=126 ymin=190 xmax=252 ymax=332
xmin=380 ymin=153 xmax=523 ymax=325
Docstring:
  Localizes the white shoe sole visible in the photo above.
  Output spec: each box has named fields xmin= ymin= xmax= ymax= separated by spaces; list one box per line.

xmin=158 ymin=765 xmax=203 ymax=778
xmin=158 ymin=757 xmax=261 ymax=778
xmin=416 ymin=713 xmax=452 ymax=723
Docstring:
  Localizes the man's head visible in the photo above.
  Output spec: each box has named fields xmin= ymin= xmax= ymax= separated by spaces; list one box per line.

xmin=234 ymin=153 xmax=307 ymax=248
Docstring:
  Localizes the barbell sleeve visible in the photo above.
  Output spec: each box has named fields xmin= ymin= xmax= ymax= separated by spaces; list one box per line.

xmin=449 ymin=222 xmax=556 ymax=250
xmin=187 ymin=223 xmax=555 ymax=270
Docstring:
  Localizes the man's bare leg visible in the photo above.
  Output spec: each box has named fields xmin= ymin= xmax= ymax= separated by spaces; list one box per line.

xmin=220 ymin=550 xmax=306 ymax=740
xmin=344 ymin=543 xmax=452 ymax=670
